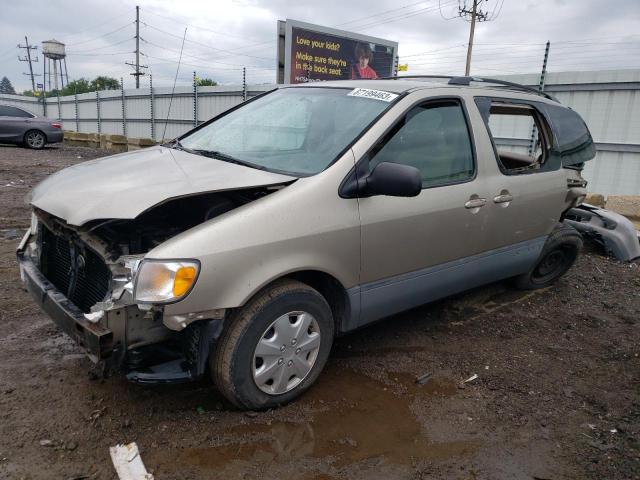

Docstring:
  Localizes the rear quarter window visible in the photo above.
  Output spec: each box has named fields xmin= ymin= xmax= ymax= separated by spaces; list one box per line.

xmin=542 ymin=104 xmax=595 ymax=166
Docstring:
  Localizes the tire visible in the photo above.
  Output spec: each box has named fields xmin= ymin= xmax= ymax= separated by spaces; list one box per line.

xmin=24 ymin=130 xmax=46 ymax=149
xmin=514 ymin=223 xmax=583 ymax=290
xmin=211 ymin=279 xmax=334 ymax=410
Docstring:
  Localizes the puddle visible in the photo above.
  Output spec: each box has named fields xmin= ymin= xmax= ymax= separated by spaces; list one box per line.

xmin=171 ymin=367 xmax=478 ymax=475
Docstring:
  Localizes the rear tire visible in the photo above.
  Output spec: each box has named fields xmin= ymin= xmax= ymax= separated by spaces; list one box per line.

xmin=211 ymin=279 xmax=334 ymax=410
xmin=24 ymin=130 xmax=46 ymax=149
xmin=514 ymin=223 xmax=583 ymax=290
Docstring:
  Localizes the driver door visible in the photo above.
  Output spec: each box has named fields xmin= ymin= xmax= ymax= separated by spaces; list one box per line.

xmin=356 ymin=98 xmax=491 ymax=326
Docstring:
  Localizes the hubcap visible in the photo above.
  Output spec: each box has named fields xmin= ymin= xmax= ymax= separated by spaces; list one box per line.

xmin=252 ymin=311 xmax=321 ymax=395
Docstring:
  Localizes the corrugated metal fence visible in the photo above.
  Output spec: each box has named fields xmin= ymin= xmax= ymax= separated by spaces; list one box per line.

xmin=0 ymin=84 xmax=273 ymax=141
xmin=1 ymin=69 xmax=639 ymax=195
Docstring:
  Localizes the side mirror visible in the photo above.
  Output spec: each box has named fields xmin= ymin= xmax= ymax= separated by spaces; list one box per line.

xmin=362 ymin=162 xmax=422 ymax=197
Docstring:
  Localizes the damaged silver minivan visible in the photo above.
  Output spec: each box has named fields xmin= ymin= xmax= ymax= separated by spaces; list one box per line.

xmin=18 ymin=77 xmax=596 ymax=409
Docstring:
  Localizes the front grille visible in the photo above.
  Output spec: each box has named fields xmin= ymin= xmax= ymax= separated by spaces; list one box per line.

xmin=40 ymin=225 xmax=111 ymax=313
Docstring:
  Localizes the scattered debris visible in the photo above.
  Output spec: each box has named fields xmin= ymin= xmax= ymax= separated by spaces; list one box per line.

xmin=110 ymin=442 xmax=154 ymax=480
xmin=337 ymin=437 xmax=358 ymax=447
xmin=196 ymin=406 xmax=205 ymax=415
xmin=39 ymin=439 xmax=53 ymax=447
xmin=244 ymin=411 xmax=259 ymax=418
xmin=415 ymin=372 xmax=433 ymax=385
xmin=464 ymin=374 xmax=479 ymax=383
xmin=89 ymin=407 xmax=106 ymax=425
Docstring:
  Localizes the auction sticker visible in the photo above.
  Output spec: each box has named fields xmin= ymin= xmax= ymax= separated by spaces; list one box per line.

xmin=347 ymin=88 xmax=398 ymax=102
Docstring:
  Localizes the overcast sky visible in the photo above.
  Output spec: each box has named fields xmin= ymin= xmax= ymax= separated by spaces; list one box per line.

xmin=0 ymin=0 xmax=638 ymax=92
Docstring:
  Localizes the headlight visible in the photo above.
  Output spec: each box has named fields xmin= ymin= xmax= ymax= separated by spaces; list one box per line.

xmin=133 ymin=260 xmax=200 ymax=303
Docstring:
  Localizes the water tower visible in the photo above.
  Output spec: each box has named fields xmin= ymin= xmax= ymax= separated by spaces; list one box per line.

xmin=42 ymin=39 xmax=68 ymax=91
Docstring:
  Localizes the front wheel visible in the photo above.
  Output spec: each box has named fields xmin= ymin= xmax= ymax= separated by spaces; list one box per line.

xmin=24 ymin=130 xmax=46 ymax=149
xmin=211 ymin=279 xmax=334 ymax=410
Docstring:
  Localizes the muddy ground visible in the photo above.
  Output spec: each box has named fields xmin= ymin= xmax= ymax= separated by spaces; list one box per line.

xmin=0 ymin=144 xmax=638 ymax=480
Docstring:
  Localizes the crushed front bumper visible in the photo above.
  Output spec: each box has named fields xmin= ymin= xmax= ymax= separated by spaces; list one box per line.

xmin=18 ymin=253 xmax=113 ymax=362
xmin=17 ymin=225 xmax=225 ymax=384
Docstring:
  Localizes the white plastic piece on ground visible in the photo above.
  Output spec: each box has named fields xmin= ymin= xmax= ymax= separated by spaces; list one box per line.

xmin=464 ymin=374 xmax=478 ymax=383
xmin=110 ymin=442 xmax=154 ymax=480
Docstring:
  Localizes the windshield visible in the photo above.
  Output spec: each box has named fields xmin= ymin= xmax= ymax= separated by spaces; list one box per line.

xmin=180 ymin=87 xmax=395 ymax=176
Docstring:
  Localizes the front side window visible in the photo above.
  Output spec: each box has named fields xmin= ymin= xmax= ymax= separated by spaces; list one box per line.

xmin=0 ymin=106 xmax=33 ymax=118
xmin=368 ymin=101 xmax=475 ymax=188
xmin=180 ymin=87 xmax=394 ymax=176
xmin=485 ymin=103 xmax=551 ymax=174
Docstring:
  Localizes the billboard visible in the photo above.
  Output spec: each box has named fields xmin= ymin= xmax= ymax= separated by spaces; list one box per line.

xmin=277 ymin=19 xmax=398 ymax=84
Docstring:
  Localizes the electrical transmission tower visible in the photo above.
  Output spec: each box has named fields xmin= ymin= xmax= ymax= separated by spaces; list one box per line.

xmin=125 ymin=5 xmax=148 ymax=88
xmin=457 ymin=0 xmax=501 ymax=75
xmin=18 ymin=36 xmax=39 ymax=93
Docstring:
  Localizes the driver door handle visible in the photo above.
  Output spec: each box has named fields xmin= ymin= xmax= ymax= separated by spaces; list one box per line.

xmin=464 ymin=198 xmax=487 ymax=209
xmin=494 ymin=193 xmax=514 ymax=204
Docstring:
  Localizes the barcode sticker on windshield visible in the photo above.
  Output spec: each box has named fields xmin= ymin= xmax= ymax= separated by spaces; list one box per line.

xmin=347 ymin=88 xmax=398 ymax=102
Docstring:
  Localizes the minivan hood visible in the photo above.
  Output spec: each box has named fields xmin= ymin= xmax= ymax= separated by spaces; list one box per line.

xmin=31 ymin=146 xmax=296 ymax=226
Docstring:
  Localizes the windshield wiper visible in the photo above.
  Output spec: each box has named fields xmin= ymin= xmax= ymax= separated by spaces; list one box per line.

xmin=190 ymin=149 xmax=268 ymax=171
xmin=165 ymin=138 xmax=195 ymax=153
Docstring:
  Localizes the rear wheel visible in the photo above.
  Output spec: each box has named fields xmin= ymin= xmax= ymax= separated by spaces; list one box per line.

xmin=514 ymin=223 xmax=583 ymax=290
xmin=211 ymin=279 xmax=334 ymax=410
xmin=24 ymin=130 xmax=46 ymax=149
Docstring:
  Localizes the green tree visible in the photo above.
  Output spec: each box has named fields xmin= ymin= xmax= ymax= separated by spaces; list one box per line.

xmin=196 ymin=77 xmax=217 ymax=86
xmin=61 ymin=78 xmax=92 ymax=96
xmin=0 ymin=76 xmax=16 ymax=94
xmin=90 ymin=76 xmax=120 ymax=91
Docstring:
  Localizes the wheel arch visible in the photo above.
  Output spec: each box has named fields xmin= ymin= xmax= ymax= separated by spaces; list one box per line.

xmin=229 ymin=269 xmax=354 ymax=336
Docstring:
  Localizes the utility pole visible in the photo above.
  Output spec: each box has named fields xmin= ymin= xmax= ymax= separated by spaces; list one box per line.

xmin=126 ymin=5 xmax=147 ymax=88
xmin=459 ymin=0 xmax=491 ymax=76
xmin=528 ymin=41 xmax=551 ymax=155
xmin=18 ymin=36 xmax=38 ymax=92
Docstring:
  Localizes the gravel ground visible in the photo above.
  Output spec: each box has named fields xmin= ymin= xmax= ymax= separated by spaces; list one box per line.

xmin=0 ymin=144 xmax=639 ymax=480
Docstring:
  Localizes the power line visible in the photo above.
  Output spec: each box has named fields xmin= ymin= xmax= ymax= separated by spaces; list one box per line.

xmin=351 ymin=0 xmax=458 ymax=30
xmin=67 ymin=51 xmax=132 ymax=57
xmin=66 ymin=22 xmax=134 ymax=47
xmin=63 ymin=8 xmax=133 ymax=40
xmin=337 ymin=0 xmax=429 ymax=27
xmin=141 ymin=21 xmax=273 ymax=62
xmin=67 ymin=37 xmax=134 ymax=54
xmin=143 ymin=8 xmax=266 ymax=43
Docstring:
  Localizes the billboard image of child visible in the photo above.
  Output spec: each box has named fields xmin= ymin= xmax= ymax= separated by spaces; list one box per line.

xmin=351 ymin=43 xmax=378 ymax=80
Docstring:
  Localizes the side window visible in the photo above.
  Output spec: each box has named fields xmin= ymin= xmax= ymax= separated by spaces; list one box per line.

xmin=485 ymin=103 xmax=551 ymax=174
xmin=369 ymin=101 xmax=475 ymax=188
xmin=0 ymin=106 xmax=33 ymax=118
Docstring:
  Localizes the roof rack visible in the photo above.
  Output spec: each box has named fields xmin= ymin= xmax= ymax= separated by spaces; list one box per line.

xmin=380 ymin=75 xmax=556 ymax=101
